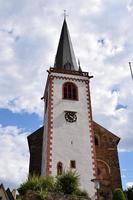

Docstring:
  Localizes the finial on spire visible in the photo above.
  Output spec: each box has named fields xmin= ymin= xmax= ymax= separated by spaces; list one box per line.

xmin=78 ymin=59 xmax=80 ymax=67
xmin=64 ymin=10 xmax=68 ymax=20
xmin=129 ymin=62 xmax=133 ymax=81
xmin=78 ymin=59 xmax=82 ymax=72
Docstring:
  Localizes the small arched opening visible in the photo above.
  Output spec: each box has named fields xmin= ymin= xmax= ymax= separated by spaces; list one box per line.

xmin=57 ymin=162 xmax=63 ymax=175
xmin=95 ymin=135 xmax=100 ymax=146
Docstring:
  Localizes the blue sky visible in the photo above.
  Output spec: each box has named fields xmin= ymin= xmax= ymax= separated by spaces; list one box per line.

xmin=0 ymin=0 xmax=133 ymax=190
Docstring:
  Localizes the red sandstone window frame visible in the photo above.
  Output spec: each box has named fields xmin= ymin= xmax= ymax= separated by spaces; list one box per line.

xmin=57 ymin=161 xmax=63 ymax=175
xmin=62 ymin=82 xmax=78 ymax=100
xmin=70 ymin=160 xmax=76 ymax=169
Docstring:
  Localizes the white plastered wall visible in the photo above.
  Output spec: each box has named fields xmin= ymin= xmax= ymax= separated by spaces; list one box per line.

xmin=50 ymin=73 xmax=96 ymax=198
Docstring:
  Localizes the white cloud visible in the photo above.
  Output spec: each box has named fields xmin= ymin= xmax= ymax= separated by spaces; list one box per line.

xmin=0 ymin=124 xmax=29 ymax=189
xmin=126 ymin=182 xmax=133 ymax=188
xmin=121 ymin=175 xmax=126 ymax=179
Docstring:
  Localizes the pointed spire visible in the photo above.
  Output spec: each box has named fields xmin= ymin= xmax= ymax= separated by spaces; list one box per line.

xmin=54 ymin=19 xmax=78 ymax=71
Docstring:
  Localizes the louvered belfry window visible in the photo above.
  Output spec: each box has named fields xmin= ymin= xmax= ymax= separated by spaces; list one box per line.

xmin=63 ymin=82 xmax=78 ymax=100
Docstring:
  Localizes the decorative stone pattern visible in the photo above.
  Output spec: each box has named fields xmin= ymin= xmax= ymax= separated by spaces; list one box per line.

xmin=46 ymin=76 xmax=54 ymax=176
xmin=86 ymin=83 xmax=97 ymax=200
xmin=93 ymin=121 xmax=122 ymax=200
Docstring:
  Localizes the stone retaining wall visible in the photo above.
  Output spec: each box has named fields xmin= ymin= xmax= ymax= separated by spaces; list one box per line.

xmin=24 ymin=191 xmax=91 ymax=200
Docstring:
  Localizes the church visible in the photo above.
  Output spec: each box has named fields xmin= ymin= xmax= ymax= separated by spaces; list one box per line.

xmin=27 ymin=18 xmax=122 ymax=200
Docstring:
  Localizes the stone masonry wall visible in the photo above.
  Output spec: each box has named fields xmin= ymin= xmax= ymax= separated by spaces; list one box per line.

xmin=93 ymin=121 xmax=122 ymax=199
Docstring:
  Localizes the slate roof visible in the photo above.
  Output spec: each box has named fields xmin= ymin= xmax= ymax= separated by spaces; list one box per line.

xmin=54 ymin=19 xmax=78 ymax=71
xmin=93 ymin=121 xmax=120 ymax=143
xmin=6 ymin=188 xmax=15 ymax=200
xmin=0 ymin=184 xmax=15 ymax=200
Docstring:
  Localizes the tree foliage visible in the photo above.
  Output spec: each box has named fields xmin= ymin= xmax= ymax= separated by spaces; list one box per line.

xmin=18 ymin=175 xmax=55 ymax=196
xmin=124 ymin=186 xmax=133 ymax=200
xmin=55 ymin=170 xmax=79 ymax=195
xmin=113 ymin=188 xmax=126 ymax=200
xmin=18 ymin=171 xmax=89 ymax=199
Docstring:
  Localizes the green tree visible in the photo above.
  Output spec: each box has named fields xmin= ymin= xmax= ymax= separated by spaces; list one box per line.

xmin=56 ymin=170 xmax=80 ymax=195
xmin=124 ymin=186 xmax=133 ymax=200
xmin=113 ymin=188 xmax=126 ymax=200
xmin=18 ymin=171 xmax=90 ymax=199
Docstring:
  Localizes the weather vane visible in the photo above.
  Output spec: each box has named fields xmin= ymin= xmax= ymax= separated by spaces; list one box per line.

xmin=63 ymin=10 xmax=68 ymax=19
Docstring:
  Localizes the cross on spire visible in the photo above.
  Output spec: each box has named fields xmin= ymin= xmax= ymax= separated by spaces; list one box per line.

xmin=64 ymin=10 xmax=68 ymax=20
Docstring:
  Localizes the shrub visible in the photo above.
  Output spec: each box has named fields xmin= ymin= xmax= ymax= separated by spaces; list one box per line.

xmin=113 ymin=188 xmax=126 ymax=200
xmin=37 ymin=176 xmax=55 ymax=192
xmin=18 ymin=175 xmax=40 ymax=196
xmin=36 ymin=190 xmax=48 ymax=199
xmin=18 ymin=175 xmax=55 ymax=196
xmin=124 ymin=186 xmax=133 ymax=200
xmin=75 ymin=189 xmax=89 ymax=197
xmin=56 ymin=170 xmax=79 ymax=195
xmin=18 ymin=171 xmax=90 ymax=199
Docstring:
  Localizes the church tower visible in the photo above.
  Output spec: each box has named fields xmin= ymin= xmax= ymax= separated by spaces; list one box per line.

xmin=40 ymin=19 xmax=97 ymax=197
xmin=27 ymin=18 xmax=122 ymax=200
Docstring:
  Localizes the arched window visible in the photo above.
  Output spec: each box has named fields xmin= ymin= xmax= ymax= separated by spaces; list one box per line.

xmin=63 ymin=82 xmax=78 ymax=100
xmin=57 ymin=162 xmax=63 ymax=175
xmin=96 ymin=159 xmax=110 ymax=180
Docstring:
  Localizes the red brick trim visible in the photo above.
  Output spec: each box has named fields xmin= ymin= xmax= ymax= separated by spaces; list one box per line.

xmin=86 ymin=83 xmax=97 ymax=175
xmin=50 ymin=75 xmax=89 ymax=83
xmin=86 ymin=81 xmax=98 ymax=199
xmin=46 ymin=76 xmax=54 ymax=175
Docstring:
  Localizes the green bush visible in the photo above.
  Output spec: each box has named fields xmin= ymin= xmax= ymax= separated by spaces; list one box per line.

xmin=18 ymin=175 xmax=55 ymax=196
xmin=18 ymin=171 xmax=90 ymax=199
xmin=56 ymin=170 xmax=79 ymax=195
xmin=75 ymin=189 xmax=89 ymax=197
xmin=124 ymin=186 xmax=133 ymax=200
xmin=36 ymin=190 xmax=48 ymax=199
xmin=37 ymin=176 xmax=55 ymax=192
xmin=18 ymin=175 xmax=39 ymax=195
xmin=113 ymin=188 xmax=126 ymax=200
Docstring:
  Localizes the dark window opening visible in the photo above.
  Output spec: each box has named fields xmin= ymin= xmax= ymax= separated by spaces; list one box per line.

xmin=57 ymin=162 xmax=63 ymax=175
xmin=73 ymin=88 xmax=76 ymax=99
xmin=64 ymin=86 xmax=67 ymax=99
xmin=95 ymin=135 xmax=99 ymax=146
xmin=70 ymin=160 xmax=76 ymax=168
xmin=63 ymin=82 xmax=78 ymax=100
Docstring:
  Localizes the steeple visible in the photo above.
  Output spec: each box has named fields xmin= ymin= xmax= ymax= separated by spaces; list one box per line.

xmin=54 ymin=19 xmax=78 ymax=71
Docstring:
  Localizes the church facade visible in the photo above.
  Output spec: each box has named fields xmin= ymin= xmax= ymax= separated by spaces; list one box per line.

xmin=27 ymin=19 xmax=122 ymax=200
